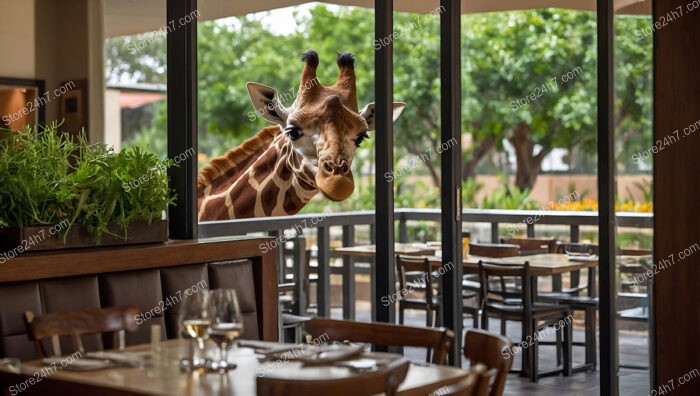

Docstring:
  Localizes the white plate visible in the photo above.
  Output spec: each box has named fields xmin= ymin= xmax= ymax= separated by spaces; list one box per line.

xmin=41 ymin=357 xmax=112 ymax=371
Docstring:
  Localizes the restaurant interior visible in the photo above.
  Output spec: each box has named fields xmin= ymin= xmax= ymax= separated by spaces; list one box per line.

xmin=0 ymin=0 xmax=698 ymax=395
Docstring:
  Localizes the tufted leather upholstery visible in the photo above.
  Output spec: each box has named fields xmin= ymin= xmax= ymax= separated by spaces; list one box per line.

xmin=0 ymin=259 xmax=259 ymax=360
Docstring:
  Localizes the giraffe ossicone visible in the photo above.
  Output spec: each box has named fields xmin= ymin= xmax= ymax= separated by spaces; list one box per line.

xmin=197 ymin=50 xmax=406 ymax=220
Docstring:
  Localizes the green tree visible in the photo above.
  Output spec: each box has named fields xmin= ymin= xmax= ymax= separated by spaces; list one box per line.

xmin=105 ymin=6 xmax=652 ymax=204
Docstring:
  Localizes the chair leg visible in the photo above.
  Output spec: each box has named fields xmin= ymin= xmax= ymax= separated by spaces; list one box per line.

xmin=501 ymin=318 xmax=507 ymax=336
xmin=472 ymin=310 xmax=479 ymax=329
xmin=426 ymin=309 xmax=434 ymax=328
xmin=585 ymin=307 xmax=597 ymax=369
xmin=555 ymin=327 xmax=563 ymax=366
xmin=399 ymin=305 xmax=404 ymax=325
xmin=436 ymin=307 xmax=443 ymax=327
xmin=531 ymin=332 xmax=539 ymax=382
xmin=563 ymin=316 xmax=573 ymax=376
xmin=481 ymin=312 xmax=489 ymax=331
xmin=522 ymin=320 xmax=533 ymax=379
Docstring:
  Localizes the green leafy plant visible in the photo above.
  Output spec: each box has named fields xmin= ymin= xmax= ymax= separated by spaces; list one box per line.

xmin=0 ymin=123 xmax=175 ymax=241
xmin=481 ymin=174 xmax=539 ymax=210
xmin=462 ymin=178 xmax=483 ymax=208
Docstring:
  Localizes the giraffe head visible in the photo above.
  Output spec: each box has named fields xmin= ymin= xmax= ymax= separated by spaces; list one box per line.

xmin=247 ymin=50 xmax=405 ymax=202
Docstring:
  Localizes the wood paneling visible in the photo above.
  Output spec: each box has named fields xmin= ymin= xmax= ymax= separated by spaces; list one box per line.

xmin=654 ymin=0 xmax=700 ymax=393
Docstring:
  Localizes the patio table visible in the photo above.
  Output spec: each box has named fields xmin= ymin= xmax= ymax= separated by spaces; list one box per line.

xmin=334 ymin=246 xmax=599 ymax=302
xmin=0 ymin=339 xmax=471 ymax=396
xmin=334 ymin=243 xmax=437 ymax=257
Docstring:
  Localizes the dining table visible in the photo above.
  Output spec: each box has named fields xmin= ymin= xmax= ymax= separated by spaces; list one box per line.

xmin=334 ymin=243 xmax=437 ymax=258
xmin=0 ymin=339 xmax=472 ymax=396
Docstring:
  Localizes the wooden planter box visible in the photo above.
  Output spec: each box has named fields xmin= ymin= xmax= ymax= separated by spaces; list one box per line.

xmin=0 ymin=220 xmax=168 ymax=254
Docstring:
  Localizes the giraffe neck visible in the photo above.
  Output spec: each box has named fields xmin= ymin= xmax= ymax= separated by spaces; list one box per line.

xmin=198 ymin=131 xmax=319 ymax=220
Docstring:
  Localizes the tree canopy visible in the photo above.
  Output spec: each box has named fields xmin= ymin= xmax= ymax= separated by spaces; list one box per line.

xmin=105 ymin=6 xmax=652 ymax=210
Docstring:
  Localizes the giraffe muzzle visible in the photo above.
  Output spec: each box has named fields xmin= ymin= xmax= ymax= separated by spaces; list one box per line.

xmin=316 ymin=159 xmax=354 ymax=201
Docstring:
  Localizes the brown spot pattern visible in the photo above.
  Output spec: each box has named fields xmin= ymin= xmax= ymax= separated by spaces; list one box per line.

xmin=260 ymin=182 xmax=280 ymax=216
xmin=283 ymin=186 xmax=304 ymax=215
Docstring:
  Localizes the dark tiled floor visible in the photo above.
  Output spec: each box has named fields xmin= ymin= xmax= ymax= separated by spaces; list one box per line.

xmin=330 ymin=302 xmax=651 ymax=396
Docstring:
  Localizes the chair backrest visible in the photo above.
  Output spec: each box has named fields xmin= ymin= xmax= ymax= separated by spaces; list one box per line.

xmin=478 ymin=261 xmax=531 ymax=308
xmin=619 ymin=248 xmax=652 ymax=256
xmin=305 ymin=318 xmax=454 ymax=365
xmin=556 ymin=243 xmax=598 ymax=290
xmin=502 ymin=238 xmax=557 ymax=255
xmin=469 ymin=243 xmax=520 ymax=258
xmin=463 ymin=329 xmax=514 ymax=396
xmin=396 ymin=255 xmax=436 ymax=307
xmin=432 ymin=363 xmax=491 ymax=396
xmin=558 ymin=242 xmax=599 ymax=255
xmin=256 ymin=356 xmax=410 ymax=396
xmin=24 ymin=305 xmax=139 ymax=357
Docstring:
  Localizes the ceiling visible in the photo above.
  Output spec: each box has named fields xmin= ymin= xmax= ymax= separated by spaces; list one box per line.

xmin=104 ymin=0 xmax=652 ymax=37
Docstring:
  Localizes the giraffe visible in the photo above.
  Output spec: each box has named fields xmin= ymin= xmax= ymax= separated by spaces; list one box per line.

xmin=197 ymin=50 xmax=405 ymax=220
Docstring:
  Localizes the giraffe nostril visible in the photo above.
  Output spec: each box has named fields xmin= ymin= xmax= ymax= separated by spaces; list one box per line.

xmin=323 ymin=163 xmax=333 ymax=174
xmin=341 ymin=163 xmax=349 ymax=174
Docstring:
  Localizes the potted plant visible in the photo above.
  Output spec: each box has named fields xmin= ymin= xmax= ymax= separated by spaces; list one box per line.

xmin=0 ymin=123 xmax=175 ymax=253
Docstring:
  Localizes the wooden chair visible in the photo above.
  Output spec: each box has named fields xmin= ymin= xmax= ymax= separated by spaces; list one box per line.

xmin=464 ymin=243 xmax=520 ymax=329
xmin=278 ymin=283 xmax=310 ymax=343
xmin=256 ymin=355 xmax=409 ymax=396
xmin=24 ymin=306 xmax=139 ymax=357
xmin=501 ymin=238 xmax=557 ymax=256
xmin=433 ymin=364 xmax=491 ymax=396
xmin=463 ymin=329 xmax=514 ymax=396
xmin=304 ymin=318 xmax=454 ymax=365
xmin=478 ymin=261 xmax=572 ymax=382
xmin=469 ymin=243 xmax=520 ymax=258
xmin=396 ymin=255 xmax=441 ymax=327
xmin=552 ymin=242 xmax=598 ymax=295
xmin=616 ymin=248 xmax=653 ymax=370
xmin=536 ymin=242 xmax=599 ymax=371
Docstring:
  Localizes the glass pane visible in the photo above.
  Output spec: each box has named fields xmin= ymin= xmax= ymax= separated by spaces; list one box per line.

xmin=196 ymin=2 xmax=375 ymax=322
xmin=104 ymin=1 xmax=168 ymax=155
xmin=614 ymin=0 xmax=653 ymax=393
xmin=462 ymin=6 xmax=599 ymax=392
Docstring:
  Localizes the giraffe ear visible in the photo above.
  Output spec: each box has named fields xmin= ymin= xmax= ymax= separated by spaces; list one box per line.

xmin=359 ymin=102 xmax=406 ymax=131
xmin=247 ymin=82 xmax=288 ymax=125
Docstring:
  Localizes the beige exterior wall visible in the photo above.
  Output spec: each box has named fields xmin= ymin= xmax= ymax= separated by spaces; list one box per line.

xmin=474 ymin=174 xmax=652 ymax=204
xmin=399 ymin=174 xmax=653 ymax=206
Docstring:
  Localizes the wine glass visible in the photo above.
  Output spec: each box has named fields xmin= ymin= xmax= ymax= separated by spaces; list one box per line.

xmin=208 ymin=289 xmax=243 ymax=372
xmin=179 ymin=290 xmax=211 ymax=370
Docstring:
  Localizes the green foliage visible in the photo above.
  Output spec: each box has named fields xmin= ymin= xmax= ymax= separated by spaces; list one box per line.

xmin=462 ymin=178 xmax=483 ymax=208
xmin=481 ymin=175 xmax=539 ymax=210
xmin=105 ymin=6 xmax=652 ymax=210
xmin=105 ymin=35 xmax=166 ymax=85
xmin=396 ymin=180 xmax=440 ymax=209
xmin=617 ymin=231 xmax=653 ymax=250
xmin=625 ymin=179 xmax=652 ymax=202
xmin=0 ymin=125 xmax=76 ymax=228
xmin=0 ymin=124 xmax=175 ymax=241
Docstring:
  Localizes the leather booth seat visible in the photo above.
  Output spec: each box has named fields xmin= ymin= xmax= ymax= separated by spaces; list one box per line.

xmin=0 ymin=259 xmax=259 ymax=360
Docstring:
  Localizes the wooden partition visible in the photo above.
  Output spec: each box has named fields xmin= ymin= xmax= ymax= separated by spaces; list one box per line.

xmin=654 ymin=0 xmax=700 ymax=394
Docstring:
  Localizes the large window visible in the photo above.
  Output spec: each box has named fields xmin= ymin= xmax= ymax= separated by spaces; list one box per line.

xmin=103 ymin=0 xmax=168 ymax=155
xmin=614 ymin=0 xmax=654 ymax=392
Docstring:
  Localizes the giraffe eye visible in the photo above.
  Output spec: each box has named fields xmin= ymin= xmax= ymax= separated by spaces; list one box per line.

xmin=354 ymin=132 xmax=369 ymax=147
xmin=284 ymin=125 xmax=301 ymax=141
